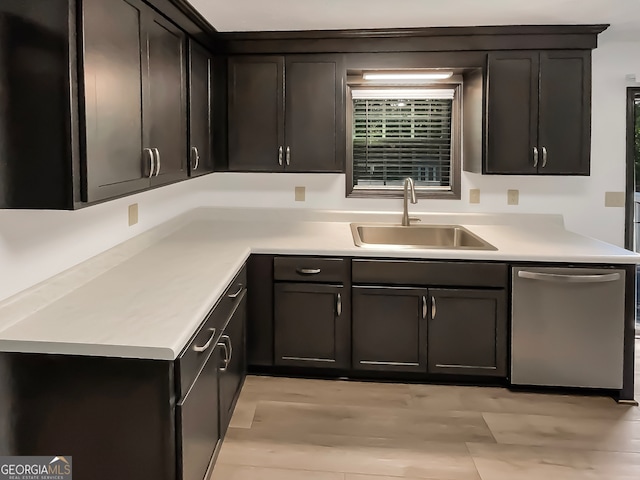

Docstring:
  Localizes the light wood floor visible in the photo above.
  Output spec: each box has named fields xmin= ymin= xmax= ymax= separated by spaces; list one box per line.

xmin=212 ymin=344 xmax=640 ymax=480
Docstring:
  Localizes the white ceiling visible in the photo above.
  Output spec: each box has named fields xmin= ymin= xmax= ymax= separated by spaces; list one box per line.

xmin=190 ymin=0 xmax=640 ymax=40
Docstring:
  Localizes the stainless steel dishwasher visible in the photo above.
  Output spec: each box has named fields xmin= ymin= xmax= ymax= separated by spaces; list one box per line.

xmin=511 ymin=266 xmax=625 ymax=389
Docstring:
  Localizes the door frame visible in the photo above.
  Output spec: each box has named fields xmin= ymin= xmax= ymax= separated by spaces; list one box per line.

xmin=625 ymin=87 xmax=640 ymax=250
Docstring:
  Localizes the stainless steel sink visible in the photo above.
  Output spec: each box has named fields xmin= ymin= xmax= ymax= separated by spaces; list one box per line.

xmin=350 ymin=223 xmax=497 ymax=250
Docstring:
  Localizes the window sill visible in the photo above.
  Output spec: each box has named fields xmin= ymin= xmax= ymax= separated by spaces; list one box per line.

xmin=347 ymin=189 xmax=461 ymax=200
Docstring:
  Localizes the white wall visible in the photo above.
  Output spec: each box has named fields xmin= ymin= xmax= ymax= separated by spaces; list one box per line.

xmin=0 ymin=176 xmax=209 ymax=302
xmin=200 ymin=34 xmax=640 ymax=246
xmin=1 ymin=34 xmax=638 ymax=304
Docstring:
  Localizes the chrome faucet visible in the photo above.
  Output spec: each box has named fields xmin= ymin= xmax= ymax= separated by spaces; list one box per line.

xmin=402 ymin=177 xmax=418 ymax=226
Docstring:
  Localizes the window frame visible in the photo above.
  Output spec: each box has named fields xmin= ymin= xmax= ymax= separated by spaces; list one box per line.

xmin=345 ymin=83 xmax=462 ymax=200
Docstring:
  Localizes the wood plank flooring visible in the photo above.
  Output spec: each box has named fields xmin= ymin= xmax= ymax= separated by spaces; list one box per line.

xmin=212 ymin=342 xmax=640 ymax=480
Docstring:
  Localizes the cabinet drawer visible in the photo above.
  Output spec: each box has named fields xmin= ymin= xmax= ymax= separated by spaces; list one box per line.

xmin=274 ymin=257 xmax=347 ymax=283
xmin=178 ymin=346 xmax=220 ymax=480
xmin=352 ymin=260 xmax=508 ymax=288
xmin=177 ymin=266 xmax=247 ymax=398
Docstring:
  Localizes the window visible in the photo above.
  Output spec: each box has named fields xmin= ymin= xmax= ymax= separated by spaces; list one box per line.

xmin=347 ymin=85 xmax=461 ymax=199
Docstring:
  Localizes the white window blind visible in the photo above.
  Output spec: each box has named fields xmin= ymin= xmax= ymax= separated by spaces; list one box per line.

xmin=352 ymin=88 xmax=455 ymax=190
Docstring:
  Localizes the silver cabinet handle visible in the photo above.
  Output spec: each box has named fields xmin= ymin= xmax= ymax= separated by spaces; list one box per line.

xmin=533 ymin=146 xmax=539 ymax=168
xmin=286 ymin=146 xmax=291 ymax=166
xmin=153 ymin=148 xmax=161 ymax=176
xmin=542 ymin=146 xmax=548 ymax=168
xmin=278 ymin=146 xmax=283 ymax=166
xmin=517 ymin=270 xmax=621 ymax=283
xmin=145 ymin=148 xmax=156 ymax=178
xmin=228 ymin=284 xmax=243 ymax=299
xmin=193 ymin=328 xmax=216 ymax=353
xmin=422 ymin=296 xmax=427 ymax=319
xmin=431 ymin=296 xmax=437 ymax=319
xmin=191 ymin=146 xmax=200 ymax=171
xmin=223 ymin=334 xmax=233 ymax=365
xmin=296 ymin=268 xmax=321 ymax=275
xmin=217 ymin=339 xmax=229 ymax=371
xmin=336 ymin=293 xmax=342 ymax=317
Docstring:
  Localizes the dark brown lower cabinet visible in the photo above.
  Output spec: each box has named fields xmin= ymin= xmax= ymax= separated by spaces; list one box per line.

xmin=0 ymin=271 xmax=248 ymax=480
xmin=427 ymin=289 xmax=507 ymax=376
xmin=274 ymin=283 xmax=350 ymax=369
xmin=0 ymin=354 xmax=176 ymax=480
xmin=218 ymin=295 xmax=247 ymax=436
xmin=247 ymin=255 xmax=275 ymax=367
xmin=352 ymin=286 xmax=429 ymax=373
xmin=178 ymin=344 xmax=221 ymax=480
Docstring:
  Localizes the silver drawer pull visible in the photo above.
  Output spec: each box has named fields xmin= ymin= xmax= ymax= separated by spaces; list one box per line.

xmin=153 ymin=148 xmax=161 ymax=176
xmin=222 ymin=334 xmax=233 ymax=365
xmin=336 ymin=293 xmax=342 ymax=317
xmin=278 ymin=146 xmax=283 ymax=166
xmin=541 ymin=146 xmax=548 ymax=168
xmin=296 ymin=268 xmax=321 ymax=275
xmin=286 ymin=146 xmax=291 ymax=166
xmin=533 ymin=146 xmax=539 ymax=168
xmin=145 ymin=148 xmax=156 ymax=177
xmin=421 ymin=296 xmax=427 ymax=319
xmin=228 ymin=284 xmax=243 ymax=298
xmin=193 ymin=328 xmax=216 ymax=353
xmin=191 ymin=146 xmax=200 ymax=171
xmin=431 ymin=296 xmax=437 ymax=319
xmin=518 ymin=271 xmax=621 ymax=283
xmin=217 ymin=340 xmax=230 ymax=371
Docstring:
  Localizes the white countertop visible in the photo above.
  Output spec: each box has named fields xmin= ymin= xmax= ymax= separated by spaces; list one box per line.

xmin=0 ymin=207 xmax=637 ymax=361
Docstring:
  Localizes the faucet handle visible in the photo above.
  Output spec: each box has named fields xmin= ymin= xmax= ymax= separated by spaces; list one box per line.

xmin=408 ymin=217 xmax=422 ymax=223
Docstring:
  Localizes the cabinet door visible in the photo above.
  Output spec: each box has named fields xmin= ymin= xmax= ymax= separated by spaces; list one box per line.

xmin=82 ymin=0 xmax=151 ymax=202
xmin=218 ymin=295 xmax=247 ymax=436
xmin=428 ymin=289 xmax=507 ymax=377
xmin=188 ymin=40 xmax=214 ymax=177
xmin=145 ymin=13 xmax=187 ymax=186
xmin=284 ymin=55 xmax=344 ymax=172
xmin=352 ymin=286 xmax=428 ymax=373
xmin=228 ymin=56 xmax=284 ymax=171
xmin=538 ymin=51 xmax=591 ymax=175
xmin=178 ymin=346 xmax=220 ymax=480
xmin=486 ymin=52 xmax=539 ymax=174
xmin=274 ymin=283 xmax=349 ymax=369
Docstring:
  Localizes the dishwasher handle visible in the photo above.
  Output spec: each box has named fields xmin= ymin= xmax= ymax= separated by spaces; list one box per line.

xmin=517 ymin=270 xmax=621 ymax=284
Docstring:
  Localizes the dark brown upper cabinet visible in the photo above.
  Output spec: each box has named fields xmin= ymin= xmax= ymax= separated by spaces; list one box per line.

xmin=0 ymin=0 xmax=214 ymax=209
xmin=82 ymin=0 xmax=150 ymax=202
xmin=476 ymin=50 xmax=591 ymax=175
xmin=83 ymin=0 xmax=188 ymax=201
xmin=228 ymin=55 xmax=345 ymax=173
xmin=146 ymin=13 xmax=188 ymax=187
xmin=188 ymin=40 xmax=215 ymax=177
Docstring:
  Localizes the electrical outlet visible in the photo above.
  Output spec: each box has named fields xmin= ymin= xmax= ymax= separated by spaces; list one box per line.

xmin=128 ymin=203 xmax=139 ymax=226
xmin=507 ymin=189 xmax=519 ymax=206
xmin=295 ymin=186 xmax=306 ymax=202
xmin=469 ymin=189 xmax=480 ymax=204
xmin=605 ymin=191 xmax=625 ymax=208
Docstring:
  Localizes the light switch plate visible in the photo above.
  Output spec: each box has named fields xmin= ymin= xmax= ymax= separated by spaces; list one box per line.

xmin=507 ymin=189 xmax=519 ymax=206
xmin=295 ymin=186 xmax=306 ymax=202
xmin=605 ymin=191 xmax=625 ymax=208
xmin=469 ymin=189 xmax=480 ymax=204
xmin=128 ymin=203 xmax=139 ymax=226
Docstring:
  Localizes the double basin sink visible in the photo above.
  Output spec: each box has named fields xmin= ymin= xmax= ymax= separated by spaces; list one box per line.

xmin=351 ymin=223 xmax=496 ymax=250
